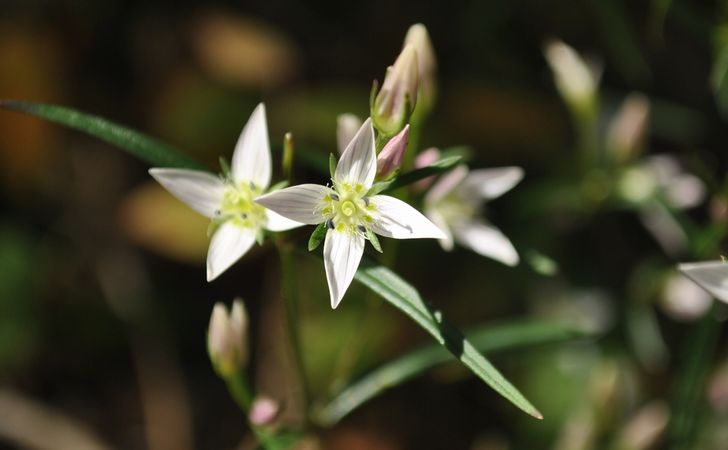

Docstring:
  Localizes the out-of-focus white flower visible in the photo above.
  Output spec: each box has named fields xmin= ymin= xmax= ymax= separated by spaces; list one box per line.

xmin=543 ymin=39 xmax=601 ymax=118
xmin=149 ymin=103 xmax=302 ymax=281
xmin=617 ymin=155 xmax=705 ymax=256
xmin=256 ymin=119 xmax=445 ymax=308
xmin=371 ymin=44 xmax=419 ymax=137
xmin=615 ymin=401 xmax=669 ymax=450
xmin=606 ymin=93 xmax=650 ymax=165
xmin=424 ymin=156 xmax=522 ymax=266
xmin=336 ymin=113 xmax=362 ymax=155
xmin=678 ymin=260 xmax=728 ymax=305
xmin=208 ymin=299 xmax=248 ymax=377
xmin=404 ymin=23 xmax=437 ymax=112
xmin=660 ymin=272 xmax=712 ymax=321
xmin=376 ymin=125 xmax=409 ymax=179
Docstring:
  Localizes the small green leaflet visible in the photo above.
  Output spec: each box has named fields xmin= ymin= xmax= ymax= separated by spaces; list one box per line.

xmin=365 ymin=228 xmax=383 ymax=253
xmin=308 ymin=223 xmax=327 ymax=251
xmin=353 ymin=262 xmax=543 ymax=419
xmin=0 ymin=100 xmax=207 ymax=170
xmin=315 ymin=319 xmax=591 ymax=425
xmin=329 ymin=153 xmax=337 ymax=180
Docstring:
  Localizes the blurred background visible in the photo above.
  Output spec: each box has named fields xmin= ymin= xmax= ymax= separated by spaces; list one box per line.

xmin=2 ymin=0 xmax=728 ymax=449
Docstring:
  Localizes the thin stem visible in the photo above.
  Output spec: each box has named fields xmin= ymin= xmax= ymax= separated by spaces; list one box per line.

xmin=225 ymin=371 xmax=277 ymax=449
xmin=277 ymin=240 xmax=311 ymax=420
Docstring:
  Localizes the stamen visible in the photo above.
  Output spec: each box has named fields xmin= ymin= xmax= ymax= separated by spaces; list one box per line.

xmin=240 ymin=213 xmax=248 ymax=219
xmin=363 ymin=197 xmax=369 ymax=206
xmin=330 ymin=193 xmax=339 ymax=201
xmin=358 ymin=225 xmax=366 ymax=233
xmin=249 ymin=181 xmax=256 ymax=190
xmin=326 ymin=219 xmax=335 ymax=229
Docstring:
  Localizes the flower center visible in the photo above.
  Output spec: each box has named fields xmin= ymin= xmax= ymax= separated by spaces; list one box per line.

xmin=322 ymin=182 xmax=376 ymax=234
xmin=217 ymin=181 xmax=267 ymax=229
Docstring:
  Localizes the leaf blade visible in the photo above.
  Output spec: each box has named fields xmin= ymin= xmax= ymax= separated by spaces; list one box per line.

xmin=0 ymin=100 xmax=206 ymax=170
xmin=352 ymin=263 xmax=543 ymax=420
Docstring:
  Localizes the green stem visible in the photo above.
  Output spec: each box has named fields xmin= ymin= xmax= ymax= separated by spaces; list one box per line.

xmin=225 ymin=371 xmax=277 ymax=449
xmin=278 ymin=240 xmax=311 ymax=420
xmin=667 ymin=306 xmax=721 ymax=449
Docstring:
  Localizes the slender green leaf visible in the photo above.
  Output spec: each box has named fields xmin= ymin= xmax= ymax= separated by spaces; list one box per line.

xmin=315 ymin=319 xmax=590 ymax=425
xmin=0 ymin=100 xmax=206 ymax=170
xmin=352 ymin=262 xmax=543 ymax=419
xmin=382 ymin=155 xmax=462 ymax=192
xmin=365 ymin=228 xmax=382 ymax=253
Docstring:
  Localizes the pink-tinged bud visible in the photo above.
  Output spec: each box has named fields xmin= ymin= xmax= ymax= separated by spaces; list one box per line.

xmin=371 ymin=44 xmax=419 ymax=137
xmin=404 ymin=24 xmax=437 ymax=112
xmin=207 ymin=299 xmax=248 ymax=377
xmin=376 ymin=125 xmax=409 ymax=179
xmin=336 ymin=113 xmax=362 ymax=155
xmin=249 ymin=396 xmax=280 ymax=426
xmin=606 ymin=93 xmax=650 ymax=165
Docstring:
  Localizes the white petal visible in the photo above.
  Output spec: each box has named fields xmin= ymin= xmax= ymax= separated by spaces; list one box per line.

xmin=678 ymin=261 xmax=728 ymax=304
xmin=255 ymin=184 xmax=332 ymax=225
xmin=324 ymin=230 xmax=365 ymax=309
xmin=452 ymin=220 xmax=519 ymax=266
xmin=424 ymin=165 xmax=469 ymax=206
xmin=425 ymin=208 xmax=454 ymax=251
xmin=337 ymin=113 xmax=362 ymax=155
xmin=149 ymin=168 xmax=224 ymax=218
xmin=664 ymin=174 xmax=706 ymax=209
xmin=232 ymin=103 xmax=271 ymax=189
xmin=370 ymin=195 xmax=446 ymax=239
xmin=335 ymin=118 xmax=376 ymax=188
xmin=207 ymin=222 xmax=256 ymax=281
xmin=265 ymin=209 xmax=303 ymax=232
xmin=458 ymin=167 xmax=524 ymax=200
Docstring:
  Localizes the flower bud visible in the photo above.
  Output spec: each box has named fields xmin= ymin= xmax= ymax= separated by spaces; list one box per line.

xmin=207 ymin=299 xmax=248 ymax=377
xmin=336 ymin=113 xmax=362 ymax=154
xmin=250 ymin=396 xmax=280 ymax=426
xmin=543 ymin=39 xmax=600 ymax=119
xmin=371 ymin=44 xmax=419 ymax=137
xmin=404 ymin=24 xmax=437 ymax=112
xmin=376 ymin=125 xmax=409 ymax=179
xmin=606 ymin=93 xmax=650 ymax=165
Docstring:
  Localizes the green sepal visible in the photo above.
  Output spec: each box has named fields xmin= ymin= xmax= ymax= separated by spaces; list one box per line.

xmin=218 ymin=157 xmax=232 ymax=178
xmin=308 ymin=223 xmax=328 ymax=251
xmin=268 ymin=180 xmax=289 ymax=192
xmin=207 ymin=218 xmax=223 ymax=238
xmin=366 ymin=228 xmax=383 ymax=253
xmin=369 ymin=79 xmax=379 ymax=111
xmin=329 ymin=153 xmax=337 ymax=180
xmin=256 ymin=228 xmax=265 ymax=246
xmin=367 ymin=180 xmax=394 ymax=196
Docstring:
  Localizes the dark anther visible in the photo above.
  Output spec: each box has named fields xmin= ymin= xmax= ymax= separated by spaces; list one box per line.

xmin=330 ymin=193 xmax=339 ymax=201
xmin=249 ymin=182 xmax=256 ymax=190
xmin=215 ymin=209 xmax=222 ymax=216
xmin=326 ymin=219 xmax=335 ymax=229
xmin=358 ymin=225 xmax=366 ymax=233
xmin=240 ymin=213 xmax=248 ymax=219
xmin=363 ymin=197 xmax=369 ymax=206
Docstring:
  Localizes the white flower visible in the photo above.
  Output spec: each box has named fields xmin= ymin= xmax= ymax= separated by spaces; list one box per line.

xmin=149 ymin=103 xmax=301 ymax=281
xmin=678 ymin=260 xmax=728 ymax=305
xmin=337 ymin=113 xmax=362 ymax=155
xmin=424 ymin=157 xmax=522 ymax=266
xmin=256 ymin=118 xmax=445 ymax=308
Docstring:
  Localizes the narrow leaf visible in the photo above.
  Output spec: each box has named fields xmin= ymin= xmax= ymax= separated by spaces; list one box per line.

xmin=382 ymin=155 xmax=462 ymax=192
xmin=366 ymin=228 xmax=383 ymax=253
xmin=316 ymin=319 xmax=589 ymax=425
xmin=0 ymin=100 xmax=206 ymax=170
xmin=308 ymin=223 xmax=327 ymax=251
xmin=352 ymin=262 xmax=543 ymax=419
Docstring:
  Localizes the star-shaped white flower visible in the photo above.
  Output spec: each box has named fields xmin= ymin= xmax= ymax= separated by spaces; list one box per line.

xmin=424 ymin=159 xmax=522 ymax=266
xmin=149 ymin=103 xmax=302 ymax=281
xmin=256 ymin=118 xmax=445 ymax=308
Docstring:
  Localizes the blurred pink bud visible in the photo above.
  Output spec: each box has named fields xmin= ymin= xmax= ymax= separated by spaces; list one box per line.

xmin=371 ymin=44 xmax=418 ymax=137
xmin=376 ymin=125 xmax=409 ymax=179
xmin=606 ymin=93 xmax=650 ymax=165
xmin=412 ymin=147 xmax=441 ymax=191
xmin=207 ymin=299 xmax=248 ymax=377
xmin=250 ymin=396 xmax=280 ymax=426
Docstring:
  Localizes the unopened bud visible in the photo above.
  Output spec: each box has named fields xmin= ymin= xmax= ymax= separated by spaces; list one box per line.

xmin=207 ymin=299 xmax=248 ymax=377
xmin=544 ymin=39 xmax=601 ymax=118
xmin=336 ymin=113 xmax=362 ymax=154
xmin=376 ymin=125 xmax=409 ymax=179
xmin=412 ymin=147 xmax=441 ymax=191
xmin=404 ymin=24 xmax=437 ymax=112
xmin=371 ymin=44 xmax=419 ymax=137
xmin=606 ymin=93 xmax=650 ymax=165
xmin=250 ymin=396 xmax=280 ymax=426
